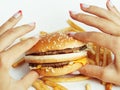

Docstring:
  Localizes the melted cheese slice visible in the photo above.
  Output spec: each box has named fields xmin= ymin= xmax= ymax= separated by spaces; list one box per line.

xmin=73 ymin=57 xmax=87 ymax=65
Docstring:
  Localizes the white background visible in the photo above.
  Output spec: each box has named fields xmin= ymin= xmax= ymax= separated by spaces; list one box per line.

xmin=0 ymin=0 xmax=120 ymax=90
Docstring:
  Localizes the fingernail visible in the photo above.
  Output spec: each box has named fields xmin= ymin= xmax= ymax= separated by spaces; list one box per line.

xmin=31 ymin=71 xmax=39 ymax=77
xmin=31 ymin=37 xmax=39 ymax=42
xmin=68 ymin=32 xmax=76 ymax=36
xmin=108 ymin=0 xmax=114 ymax=7
xmin=71 ymin=71 xmax=80 ymax=74
xmin=13 ymin=10 xmax=22 ymax=18
xmin=28 ymin=22 xmax=35 ymax=26
xmin=80 ymin=3 xmax=90 ymax=8
xmin=69 ymin=10 xmax=79 ymax=15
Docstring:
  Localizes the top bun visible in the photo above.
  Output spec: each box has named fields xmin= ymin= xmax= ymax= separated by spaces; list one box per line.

xmin=26 ymin=32 xmax=84 ymax=54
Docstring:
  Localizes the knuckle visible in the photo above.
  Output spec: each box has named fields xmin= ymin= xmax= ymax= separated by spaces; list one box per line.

xmin=0 ymin=52 xmax=6 ymax=60
xmin=99 ymin=68 xmax=109 ymax=82
xmin=25 ymin=38 xmax=36 ymax=46
xmin=8 ymin=17 xmax=16 ymax=24
xmin=86 ymin=6 xmax=94 ymax=11
xmin=112 ymin=37 xmax=120 ymax=52
xmin=0 ymin=52 xmax=7 ymax=65
xmin=20 ymin=38 xmax=33 ymax=48
xmin=6 ymin=28 xmax=16 ymax=34
xmin=87 ymin=32 xmax=99 ymax=40
xmin=99 ymin=70 xmax=105 ymax=80
xmin=76 ymin=14 xmax=87 ymax=21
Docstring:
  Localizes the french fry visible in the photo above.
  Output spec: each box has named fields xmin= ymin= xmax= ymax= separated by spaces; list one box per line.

xmin=69 ymin=27 xmax=84 ymax=32
xmin=12 ymin=58 xmax=25 ymax=68
xmin=53 ymin=87 xmax=60 ymax=90
xmin=42 ymin=75 xmax=90 ymax=83
xmin=88 ymin=58 xmax=96 ymax=65
xmin=105 ymin=83 xmax=112 ymax=90
xmin=67 ymin=19 xmax=85 ymax=32
xmin=87 ymin=51 xmax=96 ymax=62
xmin=33 ymin=80 xmax=50 ymax=90
xmin=32 ymin=80 xmax=42 ymax=90
xmin=44 ymin=80 xmax=67 ymax=90
xmin=32 ymin=80 xmax=40 ymax=90
xmin=87 ymin=43 xmax=96 ymax=55
xmin=102 ymin=48 xmax=108 ymax=67
xmin=95 ymin=46 xmax=100 ymax=65
xmin=107 ymin=51 xmax=112 ymax=65
xmin=58 ymin=27 xmax=82 ymax=33
xmin=85 ymin=83 xmax=91 ymax=90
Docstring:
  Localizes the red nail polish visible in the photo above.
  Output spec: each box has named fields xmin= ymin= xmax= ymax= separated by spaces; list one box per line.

xmin=80 ymin=3 xmax=83 ymax=8
xmin=80 ymin=3 xmax=90 ymax=8
xmin=69 ymin=10 xmax=71 ymax=14
xmin=13 ymin=10 xmax=22 ymax=18
xmin=18 ymin=10 xmax=22 ymax=14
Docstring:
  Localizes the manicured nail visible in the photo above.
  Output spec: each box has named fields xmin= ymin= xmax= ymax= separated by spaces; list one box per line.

xmin=31 ymin=37 xmax=39 ymax=42
xmin=28 ymin=22 xmax=35 ymax=26
xmin=71 ymin=71 xmax=80 ymax=74
xmin=80 ymin=3 xmax=90 ymax=8
xmin=69 ymin=10 xmax=79 ymax=15
xmin=68 ymin=32 xmax=76 ymax=36
xmin=13 ymin=10 xmax=22 ymax=18
xmin=108 ymin=0 xmax=114 ymax=7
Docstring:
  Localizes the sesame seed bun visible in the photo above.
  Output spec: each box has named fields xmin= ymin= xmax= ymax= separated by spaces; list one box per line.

xmin=26 ymin=32 xmax=84 ymax=54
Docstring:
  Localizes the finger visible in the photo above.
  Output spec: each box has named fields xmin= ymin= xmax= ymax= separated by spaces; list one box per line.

xmin=69 ymin=11 xmax=120 ymax=36
xmin=19 ymin=71 xmax=39 ymax=88
xmin=79 ymin=64 xmax=104 ymax=80
xmin=0 ymin=10 xmax=22 ymax=36
xmin=106 ymin=0 xmax=120 ymax=18
xmin=68 ymin=32 xmax=118 ymax=53
xmin=0 ymin=23 xmax=35 ymax=52
xmin=0 ymin=37 xmax=39 ymax=67
xmin=114 ymin=55 xmax=120 ymax=71
xmin=80 ymin=3 xmax=120 ymax=26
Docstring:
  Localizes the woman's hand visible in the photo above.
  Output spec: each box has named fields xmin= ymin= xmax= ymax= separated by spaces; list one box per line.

xmin=69 ymin=0 xmax=120 ymax=85
xmin=0 ymin=10 xmax=39 ymax=90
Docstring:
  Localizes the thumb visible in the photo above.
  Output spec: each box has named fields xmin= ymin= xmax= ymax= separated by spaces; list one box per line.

xmin=19 ymin=71 xmax=39 ymax=88
xmin=80 ymin=65 xmax=104 ymax=80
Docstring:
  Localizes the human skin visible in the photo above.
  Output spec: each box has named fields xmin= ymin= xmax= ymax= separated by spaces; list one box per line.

xmin=0 ymin=10 xmax=39 ymax=90
xmin=68 ymin=0 xmax=120 ymax=85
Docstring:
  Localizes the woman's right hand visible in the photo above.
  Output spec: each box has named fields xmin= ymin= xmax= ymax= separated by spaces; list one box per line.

xmin=0 ymin=10 xmax=39 ymax=90
xmin=68 ymin=0 xmax=120 ymax=85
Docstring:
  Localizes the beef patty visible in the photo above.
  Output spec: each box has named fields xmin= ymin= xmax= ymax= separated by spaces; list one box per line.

xmin=27 ymin=45 xmax=87 ymax=56
xmin=29 ymin=61 xmax=69 ymax=68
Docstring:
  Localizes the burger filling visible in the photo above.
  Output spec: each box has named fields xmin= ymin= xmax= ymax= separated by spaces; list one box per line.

xmin=29 ymin=61 xmax=69 ymax=68
xmin=28 ymin=45 xmax=87 ymax=71
xmin=29 ymin=58 xmax=87 ymax=73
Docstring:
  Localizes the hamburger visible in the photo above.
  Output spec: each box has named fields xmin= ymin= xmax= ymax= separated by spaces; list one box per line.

xmin=25 ymin=32 xmax=87 ymax=76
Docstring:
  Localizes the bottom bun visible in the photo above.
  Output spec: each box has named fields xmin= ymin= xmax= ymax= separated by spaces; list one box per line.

xmin=33 ymin=63 xmax=82 ymax=76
